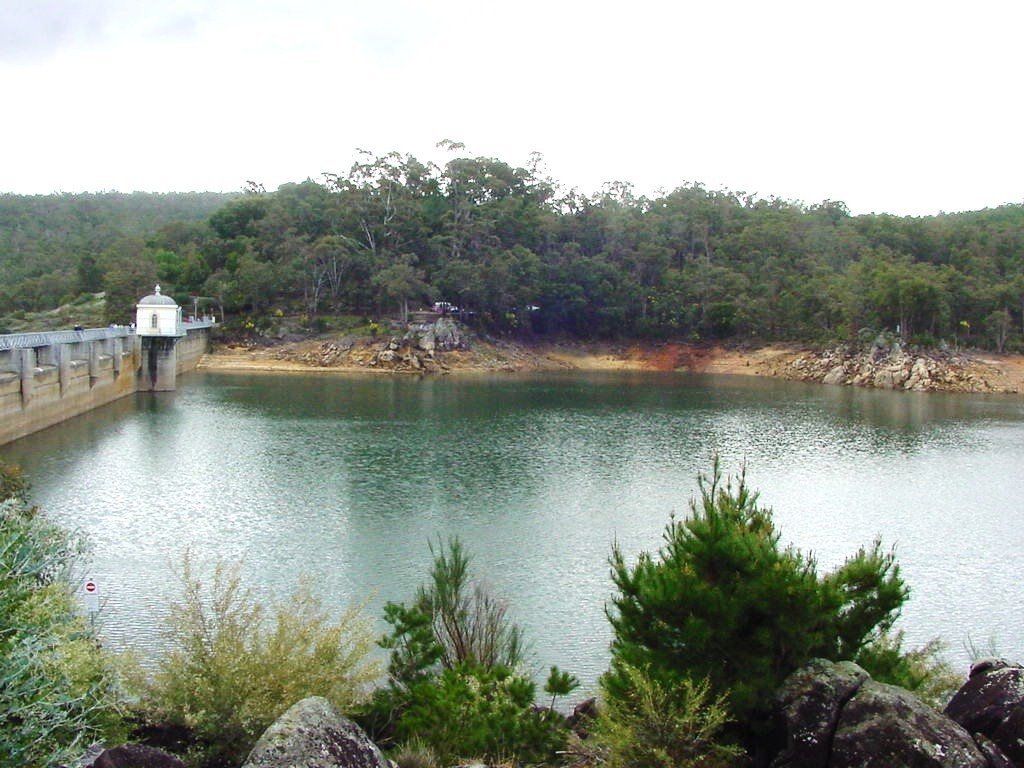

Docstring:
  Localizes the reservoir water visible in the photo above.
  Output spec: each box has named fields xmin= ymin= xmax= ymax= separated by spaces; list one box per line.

xmin=2 ymin=370 xmax=1023 ymax=693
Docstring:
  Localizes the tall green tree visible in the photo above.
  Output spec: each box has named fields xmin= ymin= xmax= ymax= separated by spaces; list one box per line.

xmin=100 ymin=238 xmax=158 ymax=324
xmin=371 ymin=255 xmax=433 ymax=323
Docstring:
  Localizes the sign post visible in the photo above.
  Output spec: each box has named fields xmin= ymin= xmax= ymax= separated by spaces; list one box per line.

xmin=83 ymin=578 xmax=99 ymax=623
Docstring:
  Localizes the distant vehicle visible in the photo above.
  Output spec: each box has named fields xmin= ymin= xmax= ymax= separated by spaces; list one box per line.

xmin=73 ymin=325 xmax=84 ymax=331
xmin=432 ymin=301 xmax=459 ymax=314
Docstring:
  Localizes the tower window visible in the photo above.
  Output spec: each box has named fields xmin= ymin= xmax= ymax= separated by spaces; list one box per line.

xmin=151 ymin=313 xmax=159 ymax=329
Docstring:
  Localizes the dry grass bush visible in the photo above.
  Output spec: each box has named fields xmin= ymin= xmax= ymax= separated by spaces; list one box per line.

xmin=391 ymin=738 xmax=439 ymax=768
xmin=140 ymin=553 xmax=380 ymax=768
xmin=592 ymin=663 xmax=744 ymax=768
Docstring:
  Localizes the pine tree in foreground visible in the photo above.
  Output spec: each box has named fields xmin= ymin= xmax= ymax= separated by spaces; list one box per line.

xmin=605 ymin=459 xmax=908 ymax=759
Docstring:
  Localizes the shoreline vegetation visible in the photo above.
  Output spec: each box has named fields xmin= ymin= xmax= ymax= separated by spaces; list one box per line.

xmin=9 ymin=454 xmax=1016 ymax=768
xmin=198 ymin=327 xmax=1024 ymax=395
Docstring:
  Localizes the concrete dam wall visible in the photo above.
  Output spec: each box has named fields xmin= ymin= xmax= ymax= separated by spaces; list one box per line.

xmin=0 ymin=326 xmax=211 ymax=446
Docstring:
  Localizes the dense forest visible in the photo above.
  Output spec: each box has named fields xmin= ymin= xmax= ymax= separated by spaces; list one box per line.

xmin=0 ymin=191 xmax=235 ymax=321
xmin=2 ymin=153 xmax=1023 ymax=352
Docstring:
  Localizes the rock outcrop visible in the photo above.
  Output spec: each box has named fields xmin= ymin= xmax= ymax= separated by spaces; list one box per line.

xmin=946 ymin=659 xmax=1024 ymax=766
xmin=773 ymin=659 xmax=1011 ymax=768
xmin=242 ymin=696 xmax=390 ymax=768
xmin=766 ymin=339 xmax=1005 ymax=393
xmin=365 ymin=317 xmax=468 ymax=371
xmin=294 ymin=318 xmax=470 ymax=372
xmin=416 ymin=316 xmax=465 ymax=353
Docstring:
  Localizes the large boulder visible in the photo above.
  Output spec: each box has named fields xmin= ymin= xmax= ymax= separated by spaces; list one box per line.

xmin=831 ymin=678 xmax=991 ymax=768
xmin=568 ymin=696 xmax=598 ymax=738
xmin=774 ymin=659 xmax=1005 ymax=768
xmin=774 ymin=659 xmax=869 ymax=767
xmin=822 ymin=365 xmax=847 ymax=386
xmin=87 ymin=744 xmax=185 ymax=768
xmin=242 ymin=696 xmax=389 ymax=768
xmin=429 ymin=316 xmax=464 ymax=351
xmin=946 ymin=659 xmax=1024 ymax=765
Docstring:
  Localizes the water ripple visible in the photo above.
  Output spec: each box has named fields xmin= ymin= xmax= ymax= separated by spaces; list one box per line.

xmin=2 ymin=372 xmax=1023 ymax=691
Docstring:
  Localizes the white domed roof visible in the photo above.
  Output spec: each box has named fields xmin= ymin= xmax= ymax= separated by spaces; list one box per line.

xmin=138 ymin=285 xmax=177 ymax=306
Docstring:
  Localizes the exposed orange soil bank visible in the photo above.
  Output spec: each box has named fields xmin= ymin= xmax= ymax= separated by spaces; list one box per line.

xmin=198 ymin=335 xmax=1024 ymax=395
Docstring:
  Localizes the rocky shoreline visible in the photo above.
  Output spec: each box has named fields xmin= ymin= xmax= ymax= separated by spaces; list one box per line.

xmin=198 ymin=318 xmax=1024 ymax=395
xmin=758 ymin=340 xmax=1022 ymax=394
xmin=70 ymin=657 xmax=1024 ymax=768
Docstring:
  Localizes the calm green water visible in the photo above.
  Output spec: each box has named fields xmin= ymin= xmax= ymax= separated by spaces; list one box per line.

xmin=3 ymin=370 xmax=1023 ymax=692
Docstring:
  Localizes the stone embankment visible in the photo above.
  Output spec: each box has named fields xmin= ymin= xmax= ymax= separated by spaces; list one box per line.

xmin=762 ymin=341 xmax=1018 ymax=394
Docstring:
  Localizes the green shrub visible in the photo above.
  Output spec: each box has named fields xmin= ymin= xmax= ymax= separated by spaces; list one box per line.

xmin=605 ymin=460 xmax=907 ymax=757
xmin=0 ymin=499 xmax=126 ymax=768
xmin=593 ymin=663 xmax=743 ymax=768
xmin=364 ymin=538 xmax=572 ymax=764
xmin=140 ymin=554 xmax=379 ymax=768
xmin=377 ymin=537 xmax=525 ymax=699
xmin=397 ymin=662 xmax=566 ymax=766
xmin=855 ymin=631 xmax=961 ymax=709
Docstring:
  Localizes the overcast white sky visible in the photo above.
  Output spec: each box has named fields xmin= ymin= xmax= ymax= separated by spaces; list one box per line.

xmin=1 ymin=0 xmax=1021 ymax=215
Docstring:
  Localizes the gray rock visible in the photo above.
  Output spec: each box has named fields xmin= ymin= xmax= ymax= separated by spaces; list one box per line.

xmin=945 ymin=660 xmax=1024 ymax=751
xmin=823 ymin=365 xmax=846 ymax=385
xmin=873 ymin=368 xmax=897 ymax=389
xmin=905 ymin=358 xmax=933 ymax=391
xmin=774 ymin=660 xmax=1000 ymax=768
xmin=90 ymin=744 xmax=185 ymax=768
xmin=975 ymin=734 xmax=1018 ymax=768
xmin=874 ymin=364 xmax=909 ymax=389
xmin=911 ymin=357 xmax=930 ymax=380
xmin=418 ymin=327 xmax=436 ymax=352
xmin=773 ymin=659 xmax=868 ymax=767
xmin=992 ymin=706 xmax=1024 ymax=765
xmin=431 ymin=317 xmax=464 ymax=351
xmin=58 ymin=743 xmax=106 ymax=768
xmin=970 ymin=658 xmax=1013 ymax=678
xmin=832 ymin=679 xmax=990 ymax=767
xmin=243 ymin=696 xmax=389 ymax=768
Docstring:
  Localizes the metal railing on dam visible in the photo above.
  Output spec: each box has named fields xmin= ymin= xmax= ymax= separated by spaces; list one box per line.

xmin=0 ymin=327 xmax=132 ymax=351
xmin=0 ymin=320 xmax=215 ymax=352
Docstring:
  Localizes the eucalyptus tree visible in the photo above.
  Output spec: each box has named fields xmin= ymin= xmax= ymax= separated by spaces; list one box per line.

xmin=371 ymin=255 xmax=434 ymax=323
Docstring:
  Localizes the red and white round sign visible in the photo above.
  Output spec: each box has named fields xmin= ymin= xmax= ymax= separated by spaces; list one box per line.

xmin=85 ymin=581 xmax=97 ymax=593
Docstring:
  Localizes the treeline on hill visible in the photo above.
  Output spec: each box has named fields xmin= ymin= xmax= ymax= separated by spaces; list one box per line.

xmin=2 ymin=153 xmax=1024 ymax=351
xmin=0 ymin=191 xmax=235 ymax=319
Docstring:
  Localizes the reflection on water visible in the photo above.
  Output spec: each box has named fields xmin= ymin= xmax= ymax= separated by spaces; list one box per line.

xmin=3 ymin=371 xmax=1023 ymax=692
